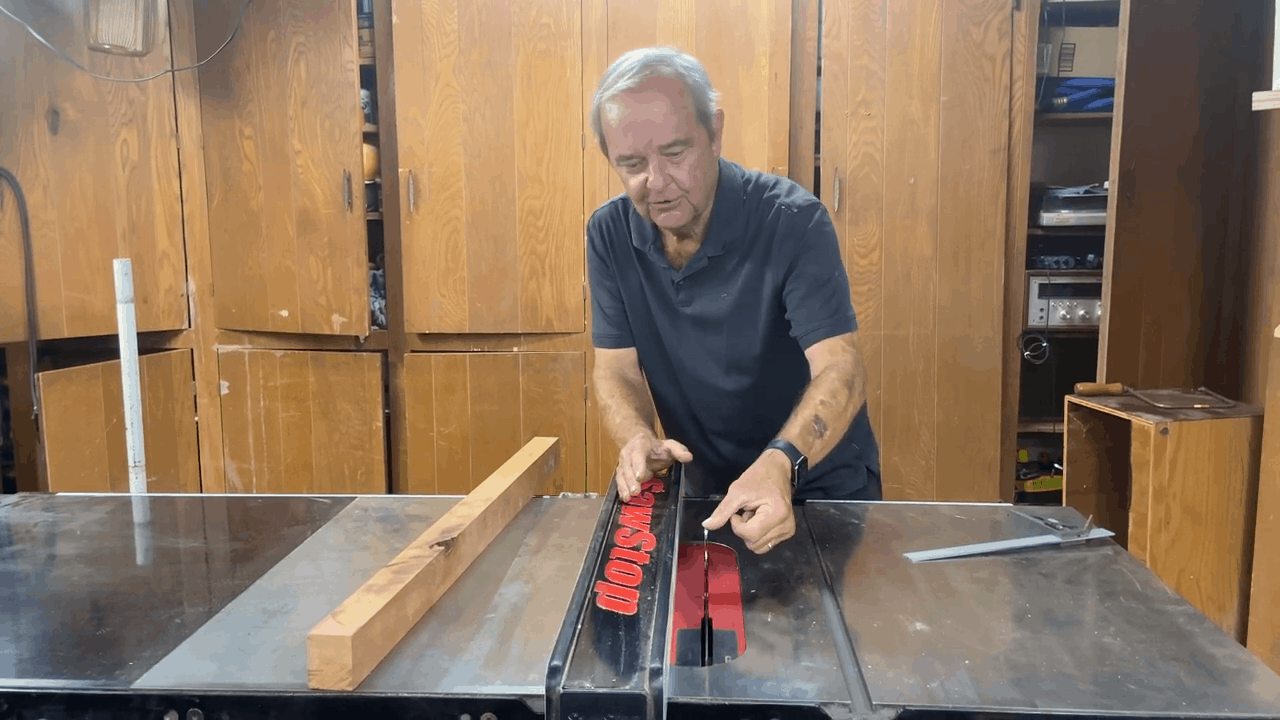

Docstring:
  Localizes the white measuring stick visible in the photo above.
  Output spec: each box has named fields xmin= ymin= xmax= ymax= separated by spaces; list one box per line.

xmin=113 ymin=258 xmax=148 ymax=499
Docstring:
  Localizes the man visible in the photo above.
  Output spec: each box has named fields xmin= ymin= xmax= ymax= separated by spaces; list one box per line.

xmin=587 ymin=47 xmax=881 ymax=554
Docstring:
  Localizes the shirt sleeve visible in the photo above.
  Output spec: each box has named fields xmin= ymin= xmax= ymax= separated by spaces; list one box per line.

xmin=587 ymin=210 xmax=636 ymax=349
xmin=781 ymin=203 xmax=858 ymax=350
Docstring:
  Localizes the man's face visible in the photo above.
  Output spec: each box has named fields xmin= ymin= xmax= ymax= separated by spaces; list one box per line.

xmin=600 ymin=76 xmax=724 ymax=237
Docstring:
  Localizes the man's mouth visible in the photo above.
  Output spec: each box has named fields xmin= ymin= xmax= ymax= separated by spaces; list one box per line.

xmin=650 ymin=199 xmax=680 ymax=211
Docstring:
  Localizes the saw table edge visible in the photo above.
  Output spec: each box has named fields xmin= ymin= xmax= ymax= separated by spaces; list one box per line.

xmin=306 ymin=436 xmax=561 ymax=691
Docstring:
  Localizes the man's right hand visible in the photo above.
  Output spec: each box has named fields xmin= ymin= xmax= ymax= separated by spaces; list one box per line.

xmin=615 ymin=432 xmax=693 ymax=502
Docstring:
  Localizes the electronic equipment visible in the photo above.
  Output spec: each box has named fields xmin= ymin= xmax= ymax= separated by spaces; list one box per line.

xmin=1036 ymin=184 xmax=1108 ymax=227
xmin=1026 ymin=272 xmax=1103 ymax=329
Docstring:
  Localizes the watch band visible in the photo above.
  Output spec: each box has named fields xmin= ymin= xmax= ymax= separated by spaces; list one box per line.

xmin=764 ymin=438 xmax=807 ymax=488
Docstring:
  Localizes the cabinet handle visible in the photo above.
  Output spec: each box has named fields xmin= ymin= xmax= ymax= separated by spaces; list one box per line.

xmin=343 ymin=169 xmax=353 ymax=211
xmin=833 ymin=171 xmax=841 ymax=214
xmin=408 ymin=169 xmax=416 ymax=215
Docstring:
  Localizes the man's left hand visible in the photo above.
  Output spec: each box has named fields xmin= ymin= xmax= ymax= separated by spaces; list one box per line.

xmin=701 ymin=450 xmax=795 ymax=554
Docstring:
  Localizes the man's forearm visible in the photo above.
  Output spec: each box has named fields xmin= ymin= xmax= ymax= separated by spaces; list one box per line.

xmin=774 ymin=356 xmax=866 ymax=467
xmin=594 ymin=366 xmax=659 ymax=449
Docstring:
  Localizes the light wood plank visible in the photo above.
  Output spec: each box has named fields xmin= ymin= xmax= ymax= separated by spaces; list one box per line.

xmin=880 ymin=0 xmax=942 ymax=500
xmin=515 ymin=0 xmax=584 ymax=332
xmin=0 ymin=1 xmax=186 ymax=341
xmin=170 ymin=0 xmax=227 ymax=491
xmin=520 ymin=353 xmax=586 ymax=494
xmin=826 ymin=0 xmax=886 ymax=484
xmin=218 ymin=349 xmax=385 ymax=493
xmin=37 ymin=350 xmax=199 ymax=493
xmin=460 ymin=0 xmax=519 ymax=332
xmin=934 ymin=0 xmax=1010 ymax=502
xmin=307 ymin=436 xmax=560 ymax=691
xmin=432 ymin=354 xmax=473 ymax=494
xmin=1126 ymin=423 xmax=1153 ymax=563
xmin=1150 ymin=417 xmax=1261 ymax=641
xmin=468 ymin=353 xmax=524 ymax=488
xmin=196 ymin=0 xmax=368 ymax=336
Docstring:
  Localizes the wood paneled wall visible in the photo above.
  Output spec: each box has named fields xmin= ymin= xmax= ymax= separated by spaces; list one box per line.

xmin=0 ymin=3 xmax=187 ymax=342
xmin=821 ymin=0 xmax=1012 ymax=501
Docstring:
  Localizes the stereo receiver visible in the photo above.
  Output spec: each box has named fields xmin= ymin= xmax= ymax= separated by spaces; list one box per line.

xmin=1026 ymin=272 xmax=1103 ymax=329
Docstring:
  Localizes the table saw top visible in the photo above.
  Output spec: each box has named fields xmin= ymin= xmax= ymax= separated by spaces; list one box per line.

xmin=0 ymin=484 xmax=1278 ymax=720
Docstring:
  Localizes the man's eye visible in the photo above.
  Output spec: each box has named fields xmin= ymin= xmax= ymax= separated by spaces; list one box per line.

xmin=664 ymin=149 xmax=685 ymax=159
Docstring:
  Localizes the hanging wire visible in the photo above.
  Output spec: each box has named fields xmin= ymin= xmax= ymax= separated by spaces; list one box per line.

xmin=0 ymin=0 xmax=252 ymax=84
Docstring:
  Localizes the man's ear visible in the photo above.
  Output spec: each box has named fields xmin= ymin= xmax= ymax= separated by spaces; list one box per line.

xmin=710 ymin=108 xmax=725 ymax=155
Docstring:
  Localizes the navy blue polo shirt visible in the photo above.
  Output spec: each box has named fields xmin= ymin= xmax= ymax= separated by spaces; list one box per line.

xmin=587 ymin=158 xmax=880 ymax=499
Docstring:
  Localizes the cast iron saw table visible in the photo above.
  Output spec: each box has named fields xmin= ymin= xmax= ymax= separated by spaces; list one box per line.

xmin=1 ymin=464 xmax=1278 ymax=720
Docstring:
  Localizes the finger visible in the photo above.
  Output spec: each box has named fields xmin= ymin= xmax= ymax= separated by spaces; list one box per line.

xmin=730 ymin=510 xmax=770 ymax=547
xmin=702 ymin=492 xmax=748 ymax=531
xmin=662 ymin=439 xmax=693 ymax=463
xmin=615 ymin=468 xmax=632 ymax=503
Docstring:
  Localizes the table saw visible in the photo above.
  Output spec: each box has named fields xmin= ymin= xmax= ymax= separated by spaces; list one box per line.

xmin=1 ymin=463 xmax=1279 ymax=720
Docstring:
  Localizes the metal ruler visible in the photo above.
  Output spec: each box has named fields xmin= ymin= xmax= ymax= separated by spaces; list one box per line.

xmin=904 ymin=508 xmax=1113 ymax=563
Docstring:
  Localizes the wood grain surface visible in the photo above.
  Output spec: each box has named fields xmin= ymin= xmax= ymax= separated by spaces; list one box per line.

xmin=402 ymin=352 xmax=584 ymax=495
xmin=1249 ymin=333 xmax=1280 ymax=673
xmin=36 ymin=349 xmax=199 ymax=493
xmin=307 ymin=436 xmax=559 ymax=691
xmin=0 ymin=3 xmax=187 ymax=342
xmin=395 ymin=0 xmax=583 ymax=333
xmin=195 ymin=0 xmax=368 ymax=336
xmin=218 ymin=349 xmax=385 ymax=493
xmin=823 ymin=0 xmax=1011 ymax=501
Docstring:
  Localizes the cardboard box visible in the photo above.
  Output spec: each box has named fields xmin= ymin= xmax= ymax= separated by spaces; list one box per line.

xmin=1044 ymin=26 xmax=1118 ymax=78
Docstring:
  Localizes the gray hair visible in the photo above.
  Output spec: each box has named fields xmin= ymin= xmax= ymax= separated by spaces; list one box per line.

xmin=590 ymin=47 xmax=720 ymax=157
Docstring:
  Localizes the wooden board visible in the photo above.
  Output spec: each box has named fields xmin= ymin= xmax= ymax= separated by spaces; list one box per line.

xmin=307 ymin=436 xmax=560 ymax=691
xmin=822 ymin=0 xmax=1012 ymax=501
xmin=788 ymin=0 xmax=819 ymax=191
xmin=1248 ymin=333 xmax=1280 ymax=673
xmin=1063 ymin=402 xmax=1132 ymax=548
xmin=194 ymin=0 xmax=368 ymax=336
xmin=0 ymin=3 xmax=187 ymax=342
xmin=36 ymin=350 xmax=199 ymax=493
xmin=402 ymin=352 xmax=584 ymax=495
xmin=393 ymin=0 xmax=584 ymax=333
xmin=170 ymin=0 xmax=227 ymax=492
xmin=218 ymin=349 xmax=385 ymax=494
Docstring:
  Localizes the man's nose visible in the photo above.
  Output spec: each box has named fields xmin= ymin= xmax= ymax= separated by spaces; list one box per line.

xmin=646 ymin=159 xmax=671 ymax=193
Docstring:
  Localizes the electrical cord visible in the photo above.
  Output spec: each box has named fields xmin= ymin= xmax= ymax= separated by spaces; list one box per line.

xmin=0 ymin=166 xmax=40 ymax=419
xmin=0 ymin=0 xmax=252 ymax=84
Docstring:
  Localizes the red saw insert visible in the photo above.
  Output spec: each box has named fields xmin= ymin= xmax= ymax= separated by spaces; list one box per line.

xmin=669 ymin=541 xmax=746 ymax=666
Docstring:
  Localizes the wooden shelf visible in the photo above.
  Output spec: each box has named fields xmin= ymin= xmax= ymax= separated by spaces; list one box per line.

xmin=1036 ymin=111 xmax=1113 ymax=125
xmin=363 ymin=123 xmax=378 ymax=134
xmin=367 ymin=211 xmax=382 ymax=220
xmin=216 ymin=329 xmax=389 ymax=351
xmin=1019 ymin=419 xmax=1064 ymax=434
xmin=360 ymin=57 xmax=375 ymax=67
xmin=1253 ymin=91 xmax=1280 ymax=111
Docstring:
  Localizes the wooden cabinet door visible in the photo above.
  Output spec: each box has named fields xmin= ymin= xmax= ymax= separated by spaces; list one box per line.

xmin=402 ymin=352 xmax=585 ymax=495
xmin=0 ymin=5 xmax=187 ymax=342
xmin=35 ymin=350 xmax=200 ymax=493
xmin=821 ymin=0 xmax=1013 ymax=501
xmin=195 ymin=0 xmax=369 ymax=336
xmin=390 ymin=0 xmax=584 ymax=334
xmin=1098 ymin=0 xmax=1260 ymax=394
xmin=218 ymin=350 xmax=385 ymax=493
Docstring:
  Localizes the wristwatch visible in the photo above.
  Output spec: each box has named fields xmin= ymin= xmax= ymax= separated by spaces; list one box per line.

xmin=765 ymin=438 xmax=807 ymax=489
